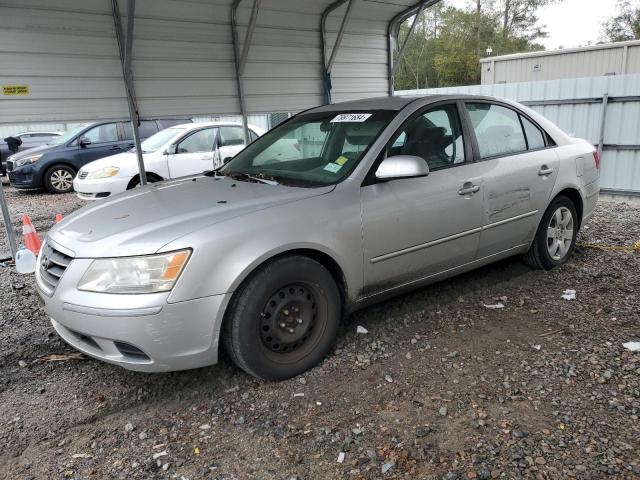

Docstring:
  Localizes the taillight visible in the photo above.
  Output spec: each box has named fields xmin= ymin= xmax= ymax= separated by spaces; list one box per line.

xmin=593 ymin=151 xmax=601 ymax=169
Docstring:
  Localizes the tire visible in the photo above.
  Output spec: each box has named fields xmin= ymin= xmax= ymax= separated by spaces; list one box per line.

xmin=222 ymin=255 xmax=341 ymax=381
xmin=126 ymin=174 xmax=162 ymax=190
xmin=44 ymin=164 xmax=76 ymax=194
xmin=524 ymin=195 xmax=578 ymax=270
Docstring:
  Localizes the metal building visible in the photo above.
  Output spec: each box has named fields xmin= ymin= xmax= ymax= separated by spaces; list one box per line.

xmin=481 ymin=40 xmax=640 ymax=85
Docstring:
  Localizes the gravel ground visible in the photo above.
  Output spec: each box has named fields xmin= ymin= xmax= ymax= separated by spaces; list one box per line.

xmin=1 ymin=181 xmax=639 ymax=480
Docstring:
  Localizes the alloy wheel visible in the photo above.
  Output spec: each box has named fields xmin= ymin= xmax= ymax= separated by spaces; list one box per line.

xmin=546 ymin=206 xmax=574 ymax=261
xmin=50 ymin=169 xmax=73 ymax=191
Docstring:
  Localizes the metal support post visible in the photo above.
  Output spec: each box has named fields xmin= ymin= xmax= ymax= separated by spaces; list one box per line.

xmin=321 ymin=0 xmax=355 ymax=104
xmin=232 ymin=0 xmax=261 ymax=144
xmin=112 ymin=0 xmax=147 ymax=185
xmin=0 ymin=180 xmax=18 ymax=260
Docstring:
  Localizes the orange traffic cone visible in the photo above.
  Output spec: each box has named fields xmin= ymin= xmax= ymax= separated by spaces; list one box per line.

xmin=55 ymin=213 xmax=63 ymax=223
xmin=22 ymin=214 xmax=42 ymax=255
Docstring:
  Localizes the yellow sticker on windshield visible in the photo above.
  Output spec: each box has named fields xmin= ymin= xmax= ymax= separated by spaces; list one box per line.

xmin=335 ymin=156 xmax=348 ymax=166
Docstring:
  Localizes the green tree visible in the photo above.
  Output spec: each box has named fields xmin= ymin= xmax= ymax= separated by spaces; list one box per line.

xmin=393 ymin=0 xmax=549 ymax=90
xmin=604 ymin=0 xmax=640 ymax=41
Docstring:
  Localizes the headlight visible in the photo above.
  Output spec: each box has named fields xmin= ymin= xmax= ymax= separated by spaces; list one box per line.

xmin=15 ymin=154 xmax=43 ymax=167
xmin=77 ymin=250 xmax=191 ymax=294
xmin=86 ymin=166 xmax=120 ymax=179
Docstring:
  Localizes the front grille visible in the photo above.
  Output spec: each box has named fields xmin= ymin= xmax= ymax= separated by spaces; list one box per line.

xmin=38 ymin=242 xmax=74 ymax=292
xmin=6 ymin=160 xmax=14 ymax=172
xmin=78 ymin=171 xmax=88 ymax=179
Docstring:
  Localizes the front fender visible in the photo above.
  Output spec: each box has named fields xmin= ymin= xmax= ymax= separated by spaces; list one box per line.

xmin=163 ymin=188 xmax=363 ymax=305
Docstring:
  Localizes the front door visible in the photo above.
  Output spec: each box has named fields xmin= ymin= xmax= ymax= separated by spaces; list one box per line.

xmin=464 ymin=102 xmax=560 ymax=258
xmin=167 ymin=127 xmax=216 ymax=178
xmin=361 ymin=103 xmax=485 ymax=296
xmin=76 ymin=122 xmax=123 ymax=167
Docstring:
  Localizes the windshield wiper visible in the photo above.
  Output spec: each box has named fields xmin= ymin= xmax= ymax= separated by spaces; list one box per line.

xmin=227 ymin=172 xmax=279 ymax=185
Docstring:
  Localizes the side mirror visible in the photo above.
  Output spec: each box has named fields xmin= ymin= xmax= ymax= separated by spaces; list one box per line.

xmin=375 ymin=155 xmax=429 ymax=181
xmin=78 ymin=138 xmax=91 ymax=147
xmin=164 ymin=144 xmax=177 ymax=155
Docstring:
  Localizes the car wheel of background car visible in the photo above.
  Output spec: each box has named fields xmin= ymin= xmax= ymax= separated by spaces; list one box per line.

xmin=524 ymin=195 xmax=578 ymax=270
xmin=44 ymin=165 xmax=76 ymax=194
xmin=222 ymin=255 xmax=342 ymax=381
xmin=126 ymin=173 xmax=162 ymax=189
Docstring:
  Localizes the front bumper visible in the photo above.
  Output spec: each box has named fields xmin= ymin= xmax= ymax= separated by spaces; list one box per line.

xmin=8 ymin=164 xmax=40 ymax=188
xmin=73 ymin=175 xmax=131 ymax=200
xmin=36 ymin=240 xmax=227 ymax=372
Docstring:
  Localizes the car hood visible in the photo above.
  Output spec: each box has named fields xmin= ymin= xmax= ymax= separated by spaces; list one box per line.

xmin=80 ymin=152 xmax=139 ymax=172
xmin=48 ymin=175 xmax=334 ymax=258
xmin=8 ymin=143 xmax=57 ymax=159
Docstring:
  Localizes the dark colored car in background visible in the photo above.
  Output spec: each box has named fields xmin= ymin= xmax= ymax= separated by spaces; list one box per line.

xmin=6 ymin=118 xmax=191 ymax=193
xmin=1 ymin=131 xmax=62 ymax=175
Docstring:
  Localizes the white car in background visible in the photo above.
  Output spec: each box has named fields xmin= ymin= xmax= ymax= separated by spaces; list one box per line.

xmin=73 ymin=122 xmax=265 ymax=200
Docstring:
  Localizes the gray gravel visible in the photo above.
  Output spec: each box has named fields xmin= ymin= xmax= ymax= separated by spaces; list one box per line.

xmin=1 ymin=183 xmax=639 ymax=479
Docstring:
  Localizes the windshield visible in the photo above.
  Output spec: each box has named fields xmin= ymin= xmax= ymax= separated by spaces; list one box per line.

xmin=50 ymin=125 xmax=89 ymax=145
xmin=140 ymin=127 xmax=185 ymax=153
xmin=220 ymin=110 xmax=395 ymax=187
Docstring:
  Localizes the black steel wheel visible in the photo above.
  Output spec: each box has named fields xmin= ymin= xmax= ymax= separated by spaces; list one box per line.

xmin=222 ymin=255 xmax=341 ymax=380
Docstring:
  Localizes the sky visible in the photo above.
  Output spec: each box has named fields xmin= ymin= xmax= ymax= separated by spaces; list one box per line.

xmin=537 ymin=0 xmax=619 ymax=50
xmin=447 ymin=0 xmax=621 ymax=51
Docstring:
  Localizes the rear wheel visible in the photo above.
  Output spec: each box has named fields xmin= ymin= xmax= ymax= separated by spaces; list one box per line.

xmin=44 ymin=165 xmax=76 ymax=194
xmin=524 ymin=195 xmax=578 ymax=270
xmin=222 ymin=255 xmax=341 ymax=380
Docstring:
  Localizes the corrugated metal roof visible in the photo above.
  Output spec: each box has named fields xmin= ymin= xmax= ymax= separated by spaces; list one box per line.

xmin=0 ymin=0 xmax=426 ymax=124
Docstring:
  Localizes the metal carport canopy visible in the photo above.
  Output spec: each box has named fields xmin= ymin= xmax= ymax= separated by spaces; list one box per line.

xmin=0 ymin=0 xmax=435 ymax=125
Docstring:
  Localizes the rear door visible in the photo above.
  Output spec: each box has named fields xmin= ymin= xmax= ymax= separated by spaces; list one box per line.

xmin=166 ymin=127 xmax=216 ymax=178
xmin=122 ymin=120 xmax=160 ymax=146
xmin=361 ymin=102 xmax=485 ymax=296
xmin=75 ymin=122 xmax=122 ymax=166
xmin=464 ymin=102 xmax=560 ymax=258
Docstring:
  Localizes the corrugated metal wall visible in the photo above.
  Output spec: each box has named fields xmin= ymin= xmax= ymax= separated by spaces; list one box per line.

xmin=397 ymin=74 xmax=640 ymax=194
xmin=0 ymin=0 xmax=415 ymax=124
xmin=480 ymin=41 xmax=640 ymax=85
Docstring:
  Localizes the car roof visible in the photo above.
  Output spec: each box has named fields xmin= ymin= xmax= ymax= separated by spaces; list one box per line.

xmin=307 ymin=94 xmax=521 ymax=113
xmin=16 ymin=131 xmax=62 ymax=136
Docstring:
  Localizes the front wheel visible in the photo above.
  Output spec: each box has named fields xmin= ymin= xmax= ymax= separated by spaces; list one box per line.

xmin=524 ymin=195 xmax=578 ymax=270
xmin=222 ymin=255 xmax=341 ymax=380
xmin=44 ymin=165 xmax=76 ymax=194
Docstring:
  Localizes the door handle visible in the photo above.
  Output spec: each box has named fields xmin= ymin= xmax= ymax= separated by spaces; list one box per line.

xmin=538 ymin=166 xmax=553 ymax=176
xmin=458 ymin=184 xmax=480 ymax=196
xmin=109 ymin=145 xmax=122 ymax=151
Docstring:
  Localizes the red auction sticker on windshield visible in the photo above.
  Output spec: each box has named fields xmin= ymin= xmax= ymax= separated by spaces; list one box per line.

xmin=330 ymin=113 xmax=372 ymax=123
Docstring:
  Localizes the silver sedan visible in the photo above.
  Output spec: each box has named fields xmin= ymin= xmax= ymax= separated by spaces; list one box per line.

xmin=36 ymin=95 xmax=600 ymax=380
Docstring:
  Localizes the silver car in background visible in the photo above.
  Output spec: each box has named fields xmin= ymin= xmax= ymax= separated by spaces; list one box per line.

xmin=36 ymin=95 xmax=599 ymax=380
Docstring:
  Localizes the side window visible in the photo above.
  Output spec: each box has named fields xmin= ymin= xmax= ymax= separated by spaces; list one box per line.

xmin=176 ymin=128 xmax=215 ymax=154
xmin=520 ymin=116 xmax=546 ymax=150
xmin=123 ymin=121 xmax=158 ymax=140
xmin=219 ymin=126 xmax=245 ymax=147
xmin=81 ymin=123 xmax=119 ymax=144
xmin=388 ymin=103 xmax=465 ymax=170
xmin=249 ymin=130 xmax=259 ymax=142
xmin=466 ymin=103 xmax=527 ymax=158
